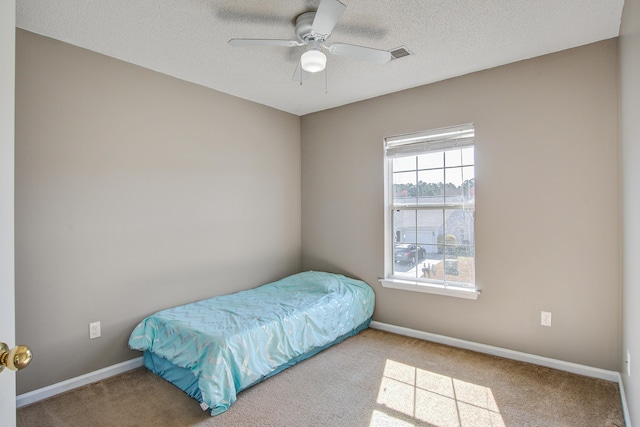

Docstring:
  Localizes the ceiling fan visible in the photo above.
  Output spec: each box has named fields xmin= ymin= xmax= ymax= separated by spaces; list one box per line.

xmin=228 ymin=0 xmax=403 ymax=79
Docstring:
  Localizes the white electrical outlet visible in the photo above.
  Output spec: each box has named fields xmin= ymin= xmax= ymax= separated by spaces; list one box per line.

xmin=89 ymin=321 xmax=101 ymax=339
xmin=626 ymin=349 xmax=631 ymax=376
xmin=541 ymin=311 xmax=552 ymax=327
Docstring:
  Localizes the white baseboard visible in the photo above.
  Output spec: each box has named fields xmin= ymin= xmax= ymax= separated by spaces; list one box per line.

xmin=16 ymin=357 xmax=143 ymax=408
xmin=617 ymin=373 xmax=632 ymax=427
xmin=369 ymin=321 xmax=620 ymax=382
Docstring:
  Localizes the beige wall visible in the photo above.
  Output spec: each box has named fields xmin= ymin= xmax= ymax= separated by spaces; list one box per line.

xmin=620 ymin=0 xmax=639 ymax=423
xmin=15 ymin=30 xmax=302 ymax=394
xmin=302 ymin=39 xmax=620 ymax=370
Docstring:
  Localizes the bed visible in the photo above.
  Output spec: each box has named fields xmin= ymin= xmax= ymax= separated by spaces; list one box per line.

xmin=128 ymin=271 xmax=375 ymax=415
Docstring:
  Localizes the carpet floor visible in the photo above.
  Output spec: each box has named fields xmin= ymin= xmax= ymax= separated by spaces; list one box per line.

xmin=17 ymin=328 xmax=624 ymax=426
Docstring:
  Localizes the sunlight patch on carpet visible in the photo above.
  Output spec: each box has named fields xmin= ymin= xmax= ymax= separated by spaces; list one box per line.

xmin=371 ymin=359 xmax=505 ymax=427
xmin=370 ymin=410 xmax=416 ymax=426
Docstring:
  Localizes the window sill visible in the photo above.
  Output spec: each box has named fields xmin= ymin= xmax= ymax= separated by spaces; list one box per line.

xmin=379 ymin=278 xmax=480 ymax=300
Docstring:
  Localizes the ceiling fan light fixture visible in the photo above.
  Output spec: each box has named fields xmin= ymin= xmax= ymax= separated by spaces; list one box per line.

xmin=301 ymin=49 xmax=327 ymax=73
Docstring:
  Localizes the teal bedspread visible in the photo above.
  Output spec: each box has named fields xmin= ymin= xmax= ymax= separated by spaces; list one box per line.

xmin=128 ymin=271 xmax=375 ymax=415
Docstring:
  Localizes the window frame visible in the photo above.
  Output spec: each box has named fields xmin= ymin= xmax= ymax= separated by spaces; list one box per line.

xmin=380 ymin=123 xmax=480 ymax=300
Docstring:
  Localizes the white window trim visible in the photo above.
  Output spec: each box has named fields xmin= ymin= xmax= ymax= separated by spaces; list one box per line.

xmin=379 ymin=278 xmax=480 ymax=300
xmin=383 ymin=123 xmax=479 ymax=300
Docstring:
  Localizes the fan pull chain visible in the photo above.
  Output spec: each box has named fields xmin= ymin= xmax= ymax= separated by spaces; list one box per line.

xmin=325 ymin=63 xmax=328 ymax=94
xmin=300 ymin=61 xmax=303 ymax=86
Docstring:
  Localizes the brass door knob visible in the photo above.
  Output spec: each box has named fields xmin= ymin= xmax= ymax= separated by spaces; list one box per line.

xmin=0 ymin=342 xmax=33 ymax=373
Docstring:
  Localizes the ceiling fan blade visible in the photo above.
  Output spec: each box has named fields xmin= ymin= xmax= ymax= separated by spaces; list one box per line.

xmin=327 ymin=43 xmax=392 ymax=64
xmin=312 ymin=0 xmax=346 ymax=38
xmin=228 ymin=39 xmax=303 ymax=47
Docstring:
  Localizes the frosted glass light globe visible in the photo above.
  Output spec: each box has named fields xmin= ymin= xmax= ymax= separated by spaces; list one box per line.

xmin=301 ymin=49 xmax=327 ymax=73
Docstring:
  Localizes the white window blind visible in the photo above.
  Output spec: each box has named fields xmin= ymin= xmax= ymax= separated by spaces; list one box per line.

xmin=385 ymin=123 xmax=474 ymax=158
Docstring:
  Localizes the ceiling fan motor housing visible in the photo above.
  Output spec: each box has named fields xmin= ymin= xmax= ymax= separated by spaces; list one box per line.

xmin=295 ymin=12 xmax=326 ymax=42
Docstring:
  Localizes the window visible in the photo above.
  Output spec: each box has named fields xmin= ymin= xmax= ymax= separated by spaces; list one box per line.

xmin=380 ymin=124 xmax=478 ymax=299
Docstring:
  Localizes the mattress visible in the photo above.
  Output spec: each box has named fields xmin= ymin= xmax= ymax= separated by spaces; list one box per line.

xmin=128 ymin=271 xmax=375 ymax=415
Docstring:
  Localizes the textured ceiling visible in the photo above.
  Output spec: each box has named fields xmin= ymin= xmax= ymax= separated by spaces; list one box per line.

xmin=16 ymin=0 xmax=624 ymax=116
